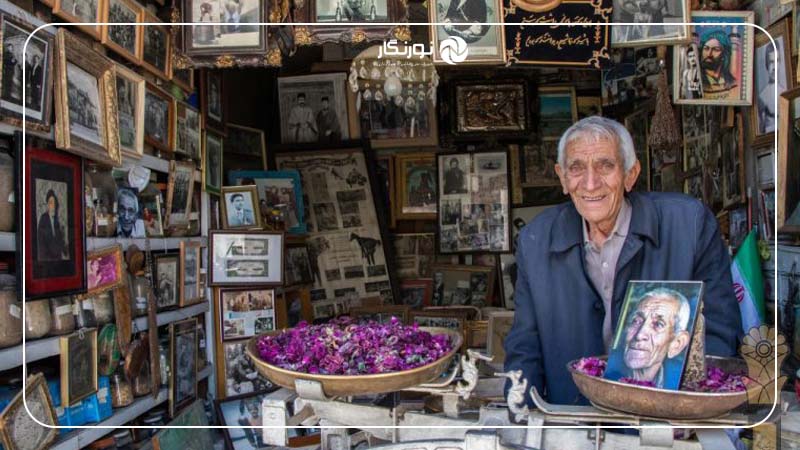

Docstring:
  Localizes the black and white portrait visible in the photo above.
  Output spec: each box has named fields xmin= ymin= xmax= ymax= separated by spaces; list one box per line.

xmin=224 ymin=341 xmax=272 ymax=396
xmin=440 ymin=155 xmax=469 ymax=195
xmin=176 ymin=104 xmax=201 ymax=159
xmin=278 ymin=74 xmax=349 ymax=144
xmin=205 ymin=133 xmax=223 ymax=191
xmin=145 ymin=90 xmax=169 ymax=147
xmin=184 ymin=248 xmax=198 ymax=301
xmin=755 ymin=35 xmax=787 ymax=135
xmin=678 ymin=43 xmax=703 ymax=100
xmin=175 ymin=332 xmax=197 ymax=403
xmin=143 ymin=25 xmax=168 ymax=73
xmin=156 ymin=256 xmax=179 ymax=309
xmin=433 ymin=0 xmax=503 ymax=62
xmin=107 ymin=0 xmax=138 ymax=55
xmin=207 ymin=71 xmax=223 ymax=121
xmin=116 ymin=74 xmax=138 ymax=151
xmin=35 ymin=179 xmax=69 ymax=261
xmin=116 ymin=187 xmax=145 ymax=238
xmin=285 ymin=246 xmax=313 ymax=285
xmin=224 ymin=191 xmax=257 ymax=227
xmin=190 ymin=0 xmax=262 ymax=49
xmin=66 ymin=62 xmax=103 ymax=145
xmin=218 ymin=393 xmax=270 ymax=450
xmin=611 ymin=0 xmax=687 ymax=45
xmin=0 ymin=18 xmax=49 ymax=121
xmin=315 ymin=0 xmax=388 ymax=22
xmin=359 ymin=88 xmax=432 ymax=141
xmin=60 ymin=0 xmax=98 ymax=22
xmin=170 ymin=168 xmax=192 ymax=216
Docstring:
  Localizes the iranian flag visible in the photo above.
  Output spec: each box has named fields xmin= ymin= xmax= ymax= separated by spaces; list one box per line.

xmin=731 ymin=229 xmax=765 ymax=332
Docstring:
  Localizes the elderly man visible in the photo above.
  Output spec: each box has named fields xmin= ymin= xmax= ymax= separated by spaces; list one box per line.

xmin=503 ymin=116 xmax=741 ymax=406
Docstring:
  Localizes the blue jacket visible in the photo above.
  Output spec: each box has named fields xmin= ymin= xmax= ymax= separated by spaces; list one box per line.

xmin=503 ymin=191 xmax=742 ymax=406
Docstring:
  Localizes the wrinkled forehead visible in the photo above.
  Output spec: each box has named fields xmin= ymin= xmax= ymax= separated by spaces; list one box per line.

xmin=636 ymin=295 xmax=680 ymax=320
xmin=563 ymin=135 xmax=621 ymax=163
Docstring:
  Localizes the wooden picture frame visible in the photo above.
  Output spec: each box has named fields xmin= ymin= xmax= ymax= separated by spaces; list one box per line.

xmin=100 ymin=0 xmax=143 ymax=65
xmin=86 ymin=244 xmax=123 ymax=295
xmin=394 ymin=152 xmax=437 ymax=220
xmin=538 ymin=86 xmax=577 ymax=141
xmin=154 ymin=252 xmax=180 ymax=310
xmin=218 ymin=287 xmax=277 ymax=340
xmin=227 ymin=170 xmax=306 ymax=234
xmin=610 ymin=0 xmax=690 ymax=47
xmin=398 ymin=278 xmax=433 ymax=309
xmin=751 ymin=19 xmax=793 ymax=146
xmin=169 ymin=318 xmax=198 ymax=417
xmin=220 ymin=185 xmax=262 ymax=230
xmin=52 ymin=0 xmax=103 ymax=40
xmin=349 ymin=305 xmax=410 ymax=324
xmin=179 ymin=240 xmax=203 ymax=306
xmin=171 ymin=66 xmax=194 ymax=93
xmin=284 ymin=243 xmax=314 ymax=286
xmin=174 ymin=101 xmax=202 ymax=162
xmin=203 ymin=130 xmax=223 ymax=195
xmin=454 ymin=82 xmax=527 ymax=134
xmin=166 ymin=160 xmax=195 ymax=228
xmin=214 ymin=338 xmax=274 ymax=400
xmin=142 ymin=192 xmax=165 ymax=237
xmin=409 ymin=309 xmax=468 ymax=346
xmin=486 ymin=310 xmax=514 ymax=369
xmin=277 ymin=73 xmax=351 ymax=144
xmin=0 ymin=373 xmax=58 ymax=450
xmin=430 ymin=0 xmax=506 ymax=64
xmin=114 ymin=63 xmax=145 ymax=159
xmin=59 ymin=328 xmax=99 ymax=405
xmin=225 ymin=123 xmax=267 ymax=168
xmin=208 ymin=230 xmax=285 ymax=286
xmin=430 ymin=263 xmax=496 ymax=308
xmin=778 ymin=86 xmax=800 ymax=233
xmin=200 ymin=69 xmax=225 ymax=134
xmin=140 ymin=9 xmax=172 ymax=80
xmin=144 ymin=82 xmax=175 ymax=154
xmin=53 ymin=29 xmax=121 ymax=167
xmin=292 ymin=0 xmax=407 ymax=45
xmin=182 ymin=0 xmax=267 ymax=57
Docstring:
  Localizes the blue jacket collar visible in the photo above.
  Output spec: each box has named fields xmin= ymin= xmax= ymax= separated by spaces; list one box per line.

xmin=550 ymin=191 xmax=660 ymax=252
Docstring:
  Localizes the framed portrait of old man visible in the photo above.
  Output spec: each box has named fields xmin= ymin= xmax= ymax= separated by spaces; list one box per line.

xmin=672 ymin=11 xmax=754 ymax=106
xmin=611 ymin=0 xmax=690 ymax=47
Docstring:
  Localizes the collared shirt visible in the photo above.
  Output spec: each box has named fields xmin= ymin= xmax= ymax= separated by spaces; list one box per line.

xmin=582 ymin=198 xmax=632 ymax=351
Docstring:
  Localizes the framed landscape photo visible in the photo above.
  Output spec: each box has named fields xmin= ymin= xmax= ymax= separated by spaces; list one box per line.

xmin=203 ymin=131 xmax=223 ymax=195
xmin=611 ymin=0 xmax=689 ymax=47
xmin=0 ymin=373 xmax=59 ymax=450
xmin=59 ymin=328 xmax=99 ymax=405
xmin=209 ymin=230 xmax=284 ymax=286
xmin=52 ymin=0 xmax=103 ymax=39
xmin=24 ymin=147 xmax=86 ymax=299
xmin=175 ymin=102 xmax=202 ymax=161
xmin=0 ymin=14 xmax=54 ymax=132
xmin=219 ymin=288 xmax=276 ymax=340
xmin=225 ymin=123 xmax=267 ymax=168
xmin=180 ymin=241 xmax=203 ymax=306
xmin=154 ymin=252 xmax=180 ymax=310
xmin=86 ymin=244 xmax=123 ymax=295
xmin=114 ymin=63 xmax=145 ymax=159
xmin=454 ymin=82 xmax=527 ymax=134
xmin=430 ymin=264 xmax=495 ymax=307
xmin=169 ymin=318 xmax=198 ymax=417
xmin=144 ymin=82 xmax=175 ymax=154
xmin=277 ymin=73 xmax=350 ymax=144
xmin=53 ymin=29 xmax=121 ymax=167
xmin=430 ymin=0 xmax=506 ymax=64
xmin=140 ymin=9 xmax=171 ymax=80
xmin=166 ymin=160 xmax=195 ymax=227
xmin=183 ymin=0 xmax=267 ymax=56
xmin=100 ymin=0 xmax=143 ymax=65
xmin=752 ymin=19 xmax=793 ymax=146
xmin=538 ymin=86 xmax=577 ymax=140
xmin=394 ymin=153 xmax=437 ymax=220
xmin=201 ymin=69 xmax=225 ymax=134
xmin=221 ymin=185 xmax=262 ymax=230
xmin=229 ymin=170 xmax=306 ymax=234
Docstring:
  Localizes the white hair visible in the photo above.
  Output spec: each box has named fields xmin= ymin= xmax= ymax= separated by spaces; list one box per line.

xmin=556 ymin=116 xmax=638 ymax=172
xmin=639 ymin=288 xmax=692 ymax=334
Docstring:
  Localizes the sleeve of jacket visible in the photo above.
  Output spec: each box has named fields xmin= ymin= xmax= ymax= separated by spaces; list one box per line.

xmin=503 ymin=229 xmax=544 ymax=408
xmin=693 ymin=202 xmax=742 ymax=356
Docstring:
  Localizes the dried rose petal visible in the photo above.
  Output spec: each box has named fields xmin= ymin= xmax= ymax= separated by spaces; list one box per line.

xmin=619 ymin=377 xmax=656 ymax=387
xmin=572 ymin=357 xmax=607 ymax=377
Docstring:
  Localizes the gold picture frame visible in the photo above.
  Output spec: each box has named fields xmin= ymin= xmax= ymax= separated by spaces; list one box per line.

xmin=394 ymin=152 xmax=437 ymax=220
xmin=169 ymin=318 xmax=198 ymax=417
xmin=145 ymin=82 xmax=176 ymax=154
xmin=52 ymin=0 xmax=104 ymax=40
xmin=140 ymin=9 xmax=172 ymax=80
xmin=53 ymin=28 xmax=121 ymax=167
xmin=59 ymin=328 xmax=99 ymax=405
xmin=0 ymin=373 xmax=59 ymax=450
xmin=180 ymin=240 xmax=203 ymax=306
xmin=429 ymin=264 xmax=496 ymax=308
xmin=114 ymin=63 xmax=145 ymax=159
xmin=100 ymin=0 xmax=143 ymax=65
xmin=429 ymin=0 xmax=507 ymax=65
xmin=220 ymin=185 xmax=263 ymax=230
xmin=86 ymin=244 xmax=124 ymax=296
xmin=166 ymin=160 xmax=196 ymax=228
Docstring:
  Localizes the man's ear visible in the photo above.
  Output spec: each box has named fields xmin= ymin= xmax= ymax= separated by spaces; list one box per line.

xmin=555 ymin=164 xmax=568 ymax=195
xmin=624 ymin=160 xmax=641 ymax=192
xmin=667 ymin=331 xmax=691 ymax=359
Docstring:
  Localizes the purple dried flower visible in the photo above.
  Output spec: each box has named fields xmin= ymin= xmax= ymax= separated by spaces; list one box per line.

xmin=619 ymin=377 xmax=656 ymax=387
xmin=572 ymin=357 xmax=607 ymax=377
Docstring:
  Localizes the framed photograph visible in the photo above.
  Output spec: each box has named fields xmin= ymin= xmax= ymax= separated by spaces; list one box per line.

xmin=144 ymin=82 xmax=175 ymax=153
xmin=169 ymin=318 xmax=198 ymax=417
xmin=209 ymin=230 xmax=284 ymax=286
xmin=183 ymin=0 xmax=267 ymax=56
xmin=673 ymin=11 xmax=755 ymax=105
xmin=175 ymin=102 xmax=202 ymax=161
xmin=215 ymin=391 xmax=281 ymax=450
xmin=285 ymin=244 xmax=313 ymax=286
xmin=398 ymin=279 xmax=433 ymax=309
xmin=228 ymin=170 xmax=306 ymax=234
xmin=454 ymin=82 xmax=526 ymax=133
xmin=115 ymin=186 xmax=146 ymax=237
xmin=611 ymin=0 xmax=689 ymax=47
xmin=226 ymin=123 xmax=267 ymax=168
xmin=113 ymin=63 xmax=145 ymax=159
xmin=53 ymin=29 xmax=121 ymax=167
xmin=497 ymin=205 xmax=546 ymax=309
xmin=722 ymin=111 xmax=745 ymax=208
xmin=219 ymin=288 xmax=276 ymax=340
xmin=409 ymin=309 xmax=467 ymax=345
xmin=392 ymin=233 xmax=455 ymax=279
xmin=221 ymin=185 xmax=262 ymax=229
xmin=59 ymin=328 xmax=99 ymax=405
xmin=154 ymin=252 xmax=180 ymax=310
xmin=375 ymin=155 xmax=395 ymax=228
xmin=430 ymin=0 xmax=506 ymax=64
xmin=293 ymin=0 xmax=406 ymax=44
xmin=778 ymin=87 xmax=800 ymax=232
xmin=538 ymin=86 xmax=577 ymax=140
xmin=52 ymin=0 xmax=103 ymax=39
xmin=729 ymin=207 xmax=748 ymax=247
xmin=201 ymin=69 xmax=225 ymax=134
xmin=180 ymin=241 xmax=203 ymax=306
xmin=795 ymin=2 xmax=800 ymax=56
xmin=100 ymin=0 xmax=142 ymax=65
xmin=217 ymin=339 xmax=273 ymax=399
xmin=24 ymin=147 xmax=86 ymax=299
xmin=152 ymin=401 xmax=214 ymax=450
xmin=752 ymin=19 xmax=793 ymax=145
xmin=437 ymin=151 xmax=511 ymax=253
xmin=0 ymin=373 xmax=58 ymax=450
xmin=604 ymin=281 xmax=703 ymax=390
xmin=172 ymin=67 xmax=195 ymax=93
xmin=140 ymin=193 xmax=164 ymax=237
xmin=278 ymin=73 xmax=350 ymax=144
xmin=394 ymin=153 xmax=436 ymax=220
xmin=349 ymin=305 xmax=409 ymax=324
xmin=430 ymin=264 xmax=495 ymax=307
xmin=166 ymin=160 xmax=195 ymax=227
xmin=624 ymin=105 xmax=654 ymax=191
xmin=86 ymin=245 xmax=123 ymax=295
xmin=140 ymin=9 xmax=171 ymax=80
xmin=486 ymin=310 xmax=514 ymax=368
xmin=203 ymin=130 xmax=224 ymax=195
xmin=0 ymin=15 xmax=54 ymax=132
xmin=577 ymin=96 xmax=602 ymax=119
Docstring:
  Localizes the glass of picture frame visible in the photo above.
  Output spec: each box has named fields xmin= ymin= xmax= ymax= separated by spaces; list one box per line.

xmin=169 ymin=318 xmax=198 ymax=417
xmin=0 ymin=373 xmax=59 ymax=450
xmin=140 ymin=9 xmax=172 ymax=80
xmin=201 ymin=69 xmax=226 ymax=134
xmin=144 ymin=82 xmax=176 ymax=154
xmin=751 ymin=18 xmax=793 ymax=146
xmin=429 ymin=0 xmax=506 ymax=65
xmin=218 ymin=288 xmax=277 ymax=340
xmin=180 ymin=241 xmax=203 ymax=306
xmin=174 ymin=102 xmax=202 ymax=161
xmin=209 ymin=230 xmax=284 ymax=286
xmin=59 ymin=328 xmax=99 ymax=405
xmin=292 ymin=0 xmax=407 ymax=44
xmin=224 ymin=124 xmax=267 ymax=169
xmin=284 ymin=244 xmax=314 ymax=286
xmin=182 ymin=0 xmax=267 ymax=57
xmin=610 ymin=0 xmax=690 ymax=47
xmin=430 ymin=264 xmax=495 ymax=308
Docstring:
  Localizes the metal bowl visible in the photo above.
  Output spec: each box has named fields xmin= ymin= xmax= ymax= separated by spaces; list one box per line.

xmin=246 ymin=327 xmax=463 ymax=397
xmin=567 ymin=356 xmax=752 ymax=420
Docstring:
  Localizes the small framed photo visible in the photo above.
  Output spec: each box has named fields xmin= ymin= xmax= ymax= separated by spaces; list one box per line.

xmin=454 ymin=82 xmax=527 ymax=134
xmin=59 ymin=328 xmax=99 ymax=405
xmin=392 ymin=233 xmax=448 ymax=279
xmin=604 ymin=281 xmax=703 ymax=390
xmin=53 ymin=29 xmax=121 ymax=167
xmin=215 ymin=391 xmax=281 ymax=450
xmin=284 ymin=244 xmax=313 ymax=286
xmin=175 ymin=102 xmax=202 ymax=161
xmin=225 ymin=124 xmax=267 ymax=169
xmin=752 ymin=19 xmax=793 ymax=145
xmin=140 ymin=9 xmax=171 ymax=80
xmin=201 ymin=69 xmax=226 ymax=134
xmin=228 ymin=170 xmax=306 ymax=234
xmin=170 ymin=318 xmax=198 ymax=417
xmin=394 ymin=153 xmax=437 ymax=220
xmin=114 ymin=63 xmax=145 ymax=159
xmin=312 ymin=299 xmax=338 ymax=321
xmin=219 ymin=288 xmax=276 ymax=340
xmin=349 ymin=305 xmax=409 ymax=324
xmin=538 ymin=86 xmax=577 ymax=140
xmin=172 ymin=67 xmax=195 ymax=93
xmin=409 ymin=309 xmax=467 ymax=346
xmin=277 ymin=73 xmax=350 ymax=144
xmin=100 ymin=0 xmax=143 ymax=65
xmin=86 ymin=245 xmax=123 ymax=295
xmin=0 ymin=373 xmax=59 ymax=450
xmin=486 ymin=310 xmax=514 ymax=369
xmin=611 ymin=0 xmax=690 ymax=47
xmin=430 ymin=264 xmax=495 ymax=307
xmin=209 ymin=230 xmax=284 ymax=286
xmin=180 ymin=241 xmax=203 ymax=306
xmin=25 ymin=147 xmax=86 ymax=299
xmin=430 ymin=0 xmax=506 ymax=64
xmin=53 ymin=0 xmax=103 ymax=39
xmin=166 ymin=160 xmax=195 ymax=227
xmin=221 ymin=185 xmax=262 ymax=230
xmin=116 ymin=186 xmax=146 ymax=238
xmin=203 ymin=131 xmax=224 ymax=195
xmin=144 ymin=82 xmax=175 ymax=154
xmin=183 ymin=0 xmax=267 ymax=56
xmin=398 ymin=279 xmax=433 ymax=309
xmin=154 ymin=252 xmax=180 ymax=310
xmin=141 ymin=193 xmax=164 ymax=237
xmin=216 ymin=339 xmax=273 ymax=399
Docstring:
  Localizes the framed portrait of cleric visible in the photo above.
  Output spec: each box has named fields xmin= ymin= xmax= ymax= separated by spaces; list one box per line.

xmin=100 ymin=0 xmax=143 ymax=65
xmin=538 ymin=86 xmax=577 ymax=140
xmin=497 ymin=205 xmax=546 ymax=309
xmin=220 ymin=185 xmax=262 ymax=230
xmin=225 ymin=123 xmax=267 ymax=169
xmin=394 ymin=153 xmax=437 ymax=220
xmin=53 ymin=29 xmax=121 ymax=167
xmin=227 ymin=170 xmax=306 ymax=234
xmin=203 ymin=130 xmax=224 ymax=195
xmin=0 ymin=373 xmax=59 ymax=450
xmin=430 ymin=0 xmax=506 ymax=64
xmin=140 ymin=9 xmax=172 ymax=80
xmin=154 ymin=252 xmax=180 ymax=310
xmin=52 ymin=0 xmax=103 ymax=40
xmin=113 ymin=63 xmax=145 ymax=159
xmin=218 ymin=288 xmax=276 ymax=340
xmin=86 ymin=244 xmax=123 ymax=295
xmin=166 ymin=160 xmax=195 ymax=228
xmin=277 ymin=73 xmax=350 ymax=144
xmin=611 ymin=0 xmax=689 ymax=47
xmin=0 ymin=15 xmax=54 ymax=132
xmin=430 ymin=264 xmax=495 ymax=308
xmin=201 ymin=69 xmax=226 ymax=134
xmin=293 ymin=0 xmax=406 ymax=44
xmin=436 ymin=151 xmax=510 ymax=254
xmin=144 ymin=82 xmax=175 ymax=154
xmin=778 ymin=87 xmax=800 ymax=233
xmin=59 ymin=328 xmax=99 ymax=405
xmin=180 ymin=240 xmax=203 ymax=306
xmin=604 ymin=281 xmax=703 ymax=390
xmin=182 ymin=0 xmax=267 ymax=56
xmin=672 ymin=11 xmax=754 ymax=106
xmin=175 ymin=102 xmax=202 ymax=161
xmin=209 ymin=230 xmax=284 ymax=286
xmin=752 ymin=19 xmax=793 ymax=146
xmin=454 ymin=82 xmax=527 ymax=134
xmin=24 ymin=146 xmax=86 ymax=300
xmin=169 ymin=318 xmax=198 ymax=417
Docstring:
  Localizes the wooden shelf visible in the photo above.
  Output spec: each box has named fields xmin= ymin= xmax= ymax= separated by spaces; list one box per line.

xmin=0 ymin=231 xmax=14 ymax=251
xmin=87 ymin=235 xmax=207 ymax=252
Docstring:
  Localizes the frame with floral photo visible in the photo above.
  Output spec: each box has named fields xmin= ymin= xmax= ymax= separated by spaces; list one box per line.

xmin=53 ymin=29 xmax=121 ymax=167
xmin=174 ymin=101 xmax=202 ymax=161
xmin=52 ymin=0 xmax=103 ymax=40
xmin=144 ymin=82 xmax=175 ymax=154
xmin=0 ymin=14 xmax=55 ymax=132
xmin=169 ymin=317 xmax=198 ymax=417
xmin=778 ymin=87 xmax=800 ymax=233
xmin=429 ymin=263 xmax=496 ymax=308
xmin=140 ymin=9 xmax=172 ymax=80
xmin=218 ymin=287 xmax=277 ymax=341
xmin=180 ymin=240 xmax=203 ymax=306
xmin=408 ymin=309 xmax=467 ymax=348
xmin=114 ymin=63 xmax=145 ymax=159
xmin=292 ymin=0 xmax=407 ymax=45
xmin=208 ymin=230 xmax=285 ymax=286
xmin=203 ymin=130 xmax=223 ymax=195
xmin=86 ymin=244 xmax=123 ymax=295
xmin=220 ymin=185 xmax=262 ymax=230
xmin=453 ymin=81 xmax=527 ymax=134
xmin=100 ymin=0 xmax=143 ymax=65
xmin=0 ymin=373 xmax=59 ymax=450
xmin=201 ymin=69 xmax=226 ymax=135
xmin=751 ymin=19 xmax=793 ymax=147
xmin=394 ymin=152 xmax=437 ymax=220
xmin=349 ymin=305 xmax=410 ymax=324
xmin=59 ymin=328 xmax=99 ymax=405
xmin=166 ymin=160 xmax=195 ymax=228
xmin=154 ymin=252 xmax=180 ymax=310
xmin=227 ymin=170 xmax=306 ymax=234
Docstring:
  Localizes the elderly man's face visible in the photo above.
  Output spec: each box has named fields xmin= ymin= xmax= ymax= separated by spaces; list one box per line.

xmin=119 ymin=194 xmax=137 ymax=232
xmin=555 ymin=138 xmax=639 ymax=229
xmin=623 ymin=295 xmax=687 ymax=373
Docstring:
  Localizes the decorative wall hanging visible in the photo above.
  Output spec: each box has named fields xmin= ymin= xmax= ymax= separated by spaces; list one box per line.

xmin=454 ymin=81 xmax=527 ymax=134
xmin=610 ymin=0 xmax=689 ymax=47
xmin=293 ymin=0 xmax=408 ymax=45
xmin=430 ymin=0 xmax=507 ymax=64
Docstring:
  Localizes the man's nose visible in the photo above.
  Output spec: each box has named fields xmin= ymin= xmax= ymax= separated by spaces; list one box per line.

xmin=582 ymin=167 xmax=601 ymax=191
